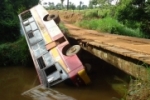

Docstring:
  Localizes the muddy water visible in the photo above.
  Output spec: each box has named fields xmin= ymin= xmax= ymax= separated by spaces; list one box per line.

xmin=53 ymin=50 xmax=129 ymax=100
xmin=0 ymin=66 xmax=40 ymax=100
xmin=0 ymin=51 xmax=129 ymax=100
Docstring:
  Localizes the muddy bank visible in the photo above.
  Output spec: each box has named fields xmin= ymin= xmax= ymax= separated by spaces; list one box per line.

xmin=48 ymin=10 xmax=83 ymax=23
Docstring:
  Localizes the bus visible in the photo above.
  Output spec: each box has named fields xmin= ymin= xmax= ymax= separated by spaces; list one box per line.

xmin=18 ymin=4 xmax=90 ymax=87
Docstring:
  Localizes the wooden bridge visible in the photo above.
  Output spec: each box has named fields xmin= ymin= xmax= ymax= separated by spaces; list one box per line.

xmin=63 ymin=22 xmax=150 ymax=81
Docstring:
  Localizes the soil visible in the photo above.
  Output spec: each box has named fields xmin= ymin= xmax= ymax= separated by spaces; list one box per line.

xmin=48 ymin=10 xmax=83 ymax=23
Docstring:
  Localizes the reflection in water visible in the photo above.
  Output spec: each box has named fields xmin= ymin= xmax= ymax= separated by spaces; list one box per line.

xmin=0 ymin=52 xmax=128 ymax=100
xmin=22 ymin=85 xmax=76 ymax=100
xmin=0 ymin=66 xmax=40 ymax=100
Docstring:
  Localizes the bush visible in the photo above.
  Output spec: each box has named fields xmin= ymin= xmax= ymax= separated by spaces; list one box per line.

xmin=59 ymin=22 xmax=69 ymax=34
xmin=116 ymin=25 xmax=146 ymax=38
xmin=0 ymin=0 xmax=39 ymax=43
xmin=83 ymin=9 xmax=99 ymax=18
xmin=122 ymin=20 xmax=141 ymax=29
xmin=98 ymin=9 xmax=111 ymax=18
xmin=0 ymin=36 xmax=32 ymax=66
xmin=77 ymin=17 xmax=119 ymax=33
xmin=77 ymin=17 xmax=147 ymax=38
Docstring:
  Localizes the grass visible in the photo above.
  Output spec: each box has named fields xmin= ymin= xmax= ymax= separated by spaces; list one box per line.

xmin=83 ymin=9 xmax=99 ymax=18
xmin=59 ymin=22 xmax=70 ymax=36
xmin=123 ymin=64 xmax=150 ymax=100
xmin=66 ymin=8 xmax=110 ymax=19
xmin=76 ymin=17 xmax=147 ymax=38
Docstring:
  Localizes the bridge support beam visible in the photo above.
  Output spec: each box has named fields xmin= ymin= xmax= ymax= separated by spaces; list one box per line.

xmin=79 ymin=42 xmax=150 ymax=81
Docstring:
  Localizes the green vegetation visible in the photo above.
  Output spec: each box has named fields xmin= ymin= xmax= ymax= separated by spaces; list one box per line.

xmin=0 ymin=0 xmax=38 ymax=66
xmin=59 ymin=22 xmax=69 ymax=34
xmin=0 ymin=0 xmax=38 ymax=43
xmin=74 ymin=0 xmax=150 ymax=38
xmin=77 ymin=17 xmax=147 ymax=38
xmin=124 ymin=64 xmax=150 ymax=100
xmin=59 ymin=22 xmax=72 ymax=39
xmin=0 ymin=37 xmax=32 ymax=66
xmin=83 ymin=9 xmax=99 ymax=18
xmin=47 ymin=0 xmax=150 ymax=38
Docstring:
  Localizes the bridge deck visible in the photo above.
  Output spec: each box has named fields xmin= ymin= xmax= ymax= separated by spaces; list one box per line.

xmin=61 ymin=22 xmax=150 ymax=80
xmin=64 ymin=23 xmax=150 ymax=65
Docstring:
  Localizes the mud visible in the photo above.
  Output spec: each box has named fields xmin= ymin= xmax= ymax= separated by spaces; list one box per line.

xmin=48 ymin=10 xmax=83 ymax=23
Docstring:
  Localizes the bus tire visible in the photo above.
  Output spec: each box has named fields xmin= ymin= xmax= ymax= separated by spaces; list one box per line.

xmin=43 ymin=14 xmax=60 ymax=24
xmin=63 ymin=45 xmax=81 ymax=56
xmin=66 ymin=45 xmax=81 ymax=56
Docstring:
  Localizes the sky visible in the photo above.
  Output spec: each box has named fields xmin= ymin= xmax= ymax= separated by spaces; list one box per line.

xmin=111 ymin=0 xmax=118 ymax=5
xmin=42 ymin=0 xmax=90 ymax=6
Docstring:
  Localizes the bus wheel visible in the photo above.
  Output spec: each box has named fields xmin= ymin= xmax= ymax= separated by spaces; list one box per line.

xmin=63 ymin=45 xmax=81 ymax=56
xmin=43 ymin=14 xmax=60 ymax=24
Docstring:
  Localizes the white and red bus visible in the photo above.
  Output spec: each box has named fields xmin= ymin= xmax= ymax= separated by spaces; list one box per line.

xmin=18 ymin=4 xmax=90 ymax=87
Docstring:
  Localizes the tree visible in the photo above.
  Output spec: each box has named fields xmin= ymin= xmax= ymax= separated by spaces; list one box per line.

xmin=114 ymin=0 xmax=150 ymax=37
xmin=79 ymin=1 xmax=83 ymax=10
xmin=145 ymin=0 xmax=150 ymax=14
xmin=56 ymin=3 xmax=62 ymax=9
xmin=89 ymin=1 xmax=94 ymax=9
xmin=69 ymin=2 xmax=76 ymax=10
xmin=82 ymin=5 xmax=88 ymax=9
xmin=92 ymin=0 xmax=98 ymax=5
xmin=140 ymin=0 xmax=150 ymax=35
xmin=67 ymin=0 xmax=69 ymax=10
xmin=89 ymin=0 xmax=113 ymax=8
xmin=47 ymin=2 xmax=55 ymax=10
xmin=60 ymin=0 xmax=65 ymax=9
xmin=0 ymin=0 xmax=38 ymax=43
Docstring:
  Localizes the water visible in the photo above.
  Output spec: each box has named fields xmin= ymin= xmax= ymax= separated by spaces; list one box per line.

xmin=0 ymin=66 xmax=40 ymax=100
xmin=0 ymin=51 xmax=129 ymax=100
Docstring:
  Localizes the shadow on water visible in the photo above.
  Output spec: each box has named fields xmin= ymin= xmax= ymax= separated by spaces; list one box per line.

xmin=52 ymin=50 xmax=130 ymax=100
xmin=0 ymin=50 xmax=130 ymax=100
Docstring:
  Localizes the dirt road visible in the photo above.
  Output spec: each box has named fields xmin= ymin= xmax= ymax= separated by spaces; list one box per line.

xmin=62 ymin=21 xmax=150 ymax=65
xmin=48 ymin=10 xmax=150 ymax=64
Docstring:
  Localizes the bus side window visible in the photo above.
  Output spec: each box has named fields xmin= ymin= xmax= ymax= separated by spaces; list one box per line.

xmin=37 ymin=57 xmax=46 ymax=69
xmin=28 ymin=32 xmax=34 ymax=38
xmin=21 ymin=11 xmax=32 ymax=21
xmin=23 ymin=20 xmax=29 ymax=25
xmin=24 ymin=24 xmax=32 ymax=33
